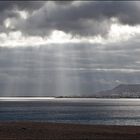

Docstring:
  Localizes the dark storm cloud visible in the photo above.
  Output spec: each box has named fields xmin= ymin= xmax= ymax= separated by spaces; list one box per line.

xmin=13 ymin=1 xmax=140 ymax=37
xmin=0 ymin=1 xmax=46 ymax=32
xmin=0 ymin=1 xmax=140 ymax=37
xmin=0 ymin=1 xmax=45 ymax=12
xmin=52 ymin=1 xmax=140 ymax=25
xmin=54 ymin=1 xmax=74 ymax=5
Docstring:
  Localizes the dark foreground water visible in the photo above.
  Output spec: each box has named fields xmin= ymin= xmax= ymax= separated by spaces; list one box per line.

xmin=0 ymin=98 xmax=140 ymax=125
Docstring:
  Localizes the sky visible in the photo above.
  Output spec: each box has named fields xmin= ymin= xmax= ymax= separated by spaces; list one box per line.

xmin=0 ymin=1 xmax=140 ymax=96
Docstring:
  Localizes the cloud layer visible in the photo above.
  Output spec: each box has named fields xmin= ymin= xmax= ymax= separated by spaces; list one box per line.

xmin=1 ymin=1 xmax=140 ymax=37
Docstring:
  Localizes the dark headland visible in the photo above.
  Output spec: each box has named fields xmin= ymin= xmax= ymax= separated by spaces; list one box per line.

xmin=1 ymin=84 xmax=140 ymax=99
xmin=57 ymin=84 xmax=140 ymax=98
xmin=0 ymin=122 xmax=140 ymax=140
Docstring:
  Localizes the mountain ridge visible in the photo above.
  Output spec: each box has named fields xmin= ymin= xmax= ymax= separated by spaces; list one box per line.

xmin=96 ymin=84 xmax=140 ymax=98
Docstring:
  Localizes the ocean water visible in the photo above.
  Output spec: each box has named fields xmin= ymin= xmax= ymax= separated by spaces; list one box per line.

xmin=0 ymin=98 xmax=140 ymax=126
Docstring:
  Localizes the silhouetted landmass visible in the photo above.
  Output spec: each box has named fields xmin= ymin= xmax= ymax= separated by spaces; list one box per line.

xmin=56 ymin=84 xmax=140 ymax=98
xmin=95 ymin=84 xmax=140 ymax=98
xmin=1 ymin=84 xmax=140 ymax=98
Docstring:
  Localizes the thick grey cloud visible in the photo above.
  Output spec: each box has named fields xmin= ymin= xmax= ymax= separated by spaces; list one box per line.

xmin=14 ymin=1 xmax=140 ymax=37
xmin=0 ymin=1 xmax=140 ymax=37
xmin=0 ymin=1 xmax=45 ymax=12
xmin=0 ymin=1 xmax=46 ymax=33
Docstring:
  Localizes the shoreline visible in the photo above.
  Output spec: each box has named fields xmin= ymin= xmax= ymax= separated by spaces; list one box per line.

xmin=1 ymin=97 xmax=140 ymax=101
xmin=0 ymin=122 xmax=140 ymax=139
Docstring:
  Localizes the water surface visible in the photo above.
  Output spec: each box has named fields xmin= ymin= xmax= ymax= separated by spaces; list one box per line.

xmin=0 ymin=98 xmax=140 ymax=126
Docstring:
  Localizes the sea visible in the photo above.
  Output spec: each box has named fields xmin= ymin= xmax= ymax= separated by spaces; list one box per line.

xmin=0 ymin=98 xmax=140 ymax=126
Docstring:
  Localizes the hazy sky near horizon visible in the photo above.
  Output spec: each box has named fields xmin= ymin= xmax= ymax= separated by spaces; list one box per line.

xmin=0 ymin=1 xmax=140 ymax=96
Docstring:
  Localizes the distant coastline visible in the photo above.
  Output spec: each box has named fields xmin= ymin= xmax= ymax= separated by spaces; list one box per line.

xmin=1 ymin=84 xmax=140 ymax=99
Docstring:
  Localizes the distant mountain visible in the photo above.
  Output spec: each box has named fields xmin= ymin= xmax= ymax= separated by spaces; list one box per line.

xmin=95 ymin=84 xmax=140 ymax=98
